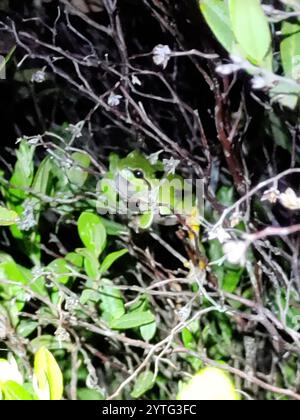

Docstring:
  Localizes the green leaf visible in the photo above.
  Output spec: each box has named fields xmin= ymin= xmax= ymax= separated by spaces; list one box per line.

xmin=140 ymin=321 xmax=157 ymax=342
xmin=65 ymin=252 xmax=83 ymax=268
xmin=208 ymin=239 xmax=224 ymax=281
xmin=9 ymin=224 xmax=41 ymax=265
xmin=128 ymin=297 xmax=157 ymax=341
xmin=100 ymin=218 xmax=129 ymax=236
xmin=228 ymin=0 xmax=272 ymax=68
xmin=77 ymin=388 xmax=105 ymax=400
xmin=181 ymin=328 xmax=195 ymax=350
xmin=200 ymin=0 xmax=236 ymax=53
xmin=0 ymin=45 xmax=16 ymax=75
xmin=280 ymin=22 xmax=300 ymax=81
xmin=31 ymin=157 xmax=53 ymax=197
xmin=67 ymin=152 xmax=91 ymax=187
xmin=78 ymin=212 xmax=107 ymax=257
xmin=48 ymin=258 xmax=71 ymax=285
xmin=131 ymin=371 xmax=155 ymax=398
xmin=34 ymin=347 xmax=63 ymax=400
xmin=0 ymin=254 xmax=46 ymax=297
xmin=9 ymin=141 xmax=35 ymax=201
xmin=17 ymin=321 xmax=38 ymax=338
xmin=1 ymin=381 xmax=34 ymax=401
xmin=30 ymin=335 xmax=72 ymax=353
xmin=222 ymin=269 xmax=242 ymax=293
xmin=267 ymin=112 xmax=294 ymax=155
xmin=216 ymin=186 xmax=234 ymax=206
xmin=177 ymin=367 xmax=240 ymax=400
xmin=110 ymin=310 xmax=155 ymax=330
xmin=76 ymin=248 xmax=100 ymax=280
xmin=100 ymin=279 xmax=125 ymax=324
xmin=80 ymin=289 xmax=101 ymax=305
xmin=0 ymin=207 xmax=19 ymax=226
xmin=99 ymin=249 xmax=128 ymax=275
xmin=269 ymin=79 xmax=300 ymax=110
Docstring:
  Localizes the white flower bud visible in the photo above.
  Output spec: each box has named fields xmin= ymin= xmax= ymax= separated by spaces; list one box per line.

xmin=208 ymin=227 xmax=231 ymax=244
xmin=216 ymin=63 xmax=240 ymax=76
xmin=252 ymin=76 xmax=267 ymax=90
xmin=31 ymin=70 xmax=46 ymax=83
xmin=153 ymin=44 xmax=171 ymax=69
xmin=261 ymin=187 xmax=280 ymax=204
xmin=223 ymin=240 xmax=248 ymax=266
xmin=279 ymin=188 xmax=300 ymax=210
xmin=108 ymin=92 xmax=122 ymax=107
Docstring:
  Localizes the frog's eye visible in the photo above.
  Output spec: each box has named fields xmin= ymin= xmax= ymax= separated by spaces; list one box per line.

xmin=133 ymin=170 xmax=144 ymax=179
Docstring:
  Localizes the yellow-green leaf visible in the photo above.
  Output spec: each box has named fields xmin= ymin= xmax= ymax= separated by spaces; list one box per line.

xmin=200 ymin=0 xmax=236 ymax=53
xmin=0 ymin=207 xmax=19 ymax=226
xmin=1 ymin=381 xmax=34 ymax=400
xmin=78 ymin=212 xmax=107 ymax=257
xmin=99 ymin=249 xmax=128 ymax=275
xmin=177 ymin=367 xmax=240 ymax=400
xmin=0 ymin=46 xmax=16 ymax=76
xmin=228 ymin=0 xmax=272 ymax=68
xmin=34 ymin=347 xmax=63 ymax=400
xmin=281 ymin=22 xmax=300 ymax=82
xmin=67 ymin=152 xmax=91 ymax=187
xmin=100 ymin=279 xmax=125 ymax=325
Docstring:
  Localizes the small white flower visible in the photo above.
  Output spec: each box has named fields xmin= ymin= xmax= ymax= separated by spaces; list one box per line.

xmin=216 ymin=63 xmax=240 ymax=76
xmin=61 ymin=157 xmax=73 ymax=170
xmin=67 ymin=121 xmax=84 ymax=138
xmin=163 ymin=157 xmax=180 ymax=175
xmin=230 ymin=212 xmax=243 ymax=228
xmin=230 ymin=54 xmax=244 ymax=65
xmin=252 ymin=76 xmax=267 ymax=90
xmin=31 ymin=70 xmax=46 ymax=83
xmin=0 ymin=356 xmax=23 ymax=385
xmin=131 ymin=75 xmax=142 ymax=86
xmin=28 ymin=136 xmax=41 ymax=145
xmin=208 ymin=227 xmax=231 ymax=244
xmin=279 ymin=188 xmax=300 ymax=210
xmin=65 ymin=296 xmax=79 ymax=312
xmin=175 ymin=305 xmax=191 ymax=322
xmin=223 ymin=240 xmax=248 ymax=266
xmin=16 ymin=135 xmax=41 ymax=145
xmin=153 ymin=44 xmax=172 ymax=69
xmin=149 ymin=150 xmax=163 ymax=165
xmin=107 ymin=92 xmax=122 ymax=107
xmin=261 ymin=187 xmax=280 ymax=204
xmin=17 ymin=199 xmax=37 ymax=231
xmin=55 ymin=326 xmax=70 ymax=342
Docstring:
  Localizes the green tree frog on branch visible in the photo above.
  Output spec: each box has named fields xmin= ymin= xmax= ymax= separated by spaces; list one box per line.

xmin=99 ymin=151 xmax=202 ymax=244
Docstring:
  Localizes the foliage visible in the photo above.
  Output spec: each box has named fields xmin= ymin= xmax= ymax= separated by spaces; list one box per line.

xmin=0 ymin=348 xmax=63 ymax=400
xmin=0 ymin=0 xmax=299 ymax=401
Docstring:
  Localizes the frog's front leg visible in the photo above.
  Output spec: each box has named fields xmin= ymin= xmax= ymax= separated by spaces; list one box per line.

xmin=128 ymin=210 xmax=155 ymax=231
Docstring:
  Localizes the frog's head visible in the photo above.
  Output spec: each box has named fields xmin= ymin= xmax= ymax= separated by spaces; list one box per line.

xmin=100 ymin=151 xmax=196 ymax=230
xmin=116 ymin=151 xmax=163 ymax=183
xmin=108 ymin=151 xmax=163 ymax=197
xmin=102 ymin=151 xmax=162 ymax=214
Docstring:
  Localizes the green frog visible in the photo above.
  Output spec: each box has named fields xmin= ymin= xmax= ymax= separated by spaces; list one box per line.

xmin=99 ymin=151 xmax=201 ymax=237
